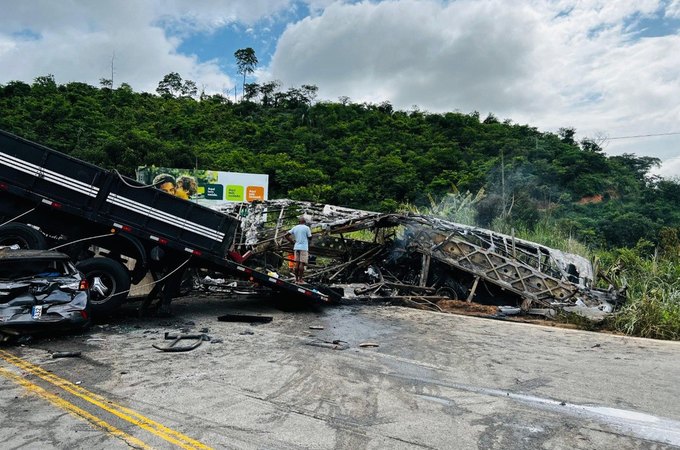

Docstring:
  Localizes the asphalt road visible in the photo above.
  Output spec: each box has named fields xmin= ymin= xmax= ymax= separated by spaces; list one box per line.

xmin=1 ymin=294 xmax=680 ymax=449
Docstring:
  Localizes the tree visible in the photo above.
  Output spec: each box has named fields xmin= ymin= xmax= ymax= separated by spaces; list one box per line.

xmin=300 ymin=84 xmax=318 ymax=104
xmin=180 ymin=79 xmax=197 ymax=98
xmin=243 ymin=83 xmax=260 ymax=102
xmin=156 ymin=72 xmax=197 ymax=98
xmin=234 ymin=48 xmax=258 ymax=101
xmin=558 ymin=127 xmax=576 ymax=144
xmin=259 ymin=80 xmax=281 ymax=107
xmin=156 ymin=72 xmax=183 ymax=97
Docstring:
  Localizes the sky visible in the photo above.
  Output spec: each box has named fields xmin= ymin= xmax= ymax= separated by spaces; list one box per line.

xmin=1 ymin=0 xmax=679 ymax=178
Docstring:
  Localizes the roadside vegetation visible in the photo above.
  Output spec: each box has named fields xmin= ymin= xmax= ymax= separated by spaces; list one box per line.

xmin=597 ymin=233 xmax=680 ymax=340
xmin=1 ymin=73 xmax=679 ymax=339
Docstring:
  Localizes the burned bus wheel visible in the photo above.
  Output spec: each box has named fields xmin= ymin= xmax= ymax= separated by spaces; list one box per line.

xmin=76 ymin=258 xmax=131 ymax=317
xmin=0 ymin=223 xmax=47 ymax=249
xmin=436 ymin=287 xmax=459 ymax=300
xmin=436 ymin=281 xmax=467 ymax=300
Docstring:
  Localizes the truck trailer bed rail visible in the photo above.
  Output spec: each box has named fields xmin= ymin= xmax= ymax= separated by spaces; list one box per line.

xmin=0 ymin=129 xmax=332 ymax=307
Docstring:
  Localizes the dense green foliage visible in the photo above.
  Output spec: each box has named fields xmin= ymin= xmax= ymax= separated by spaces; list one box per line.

xmin=596 ymin=233 xmax=680 ymax=340
xmin=1 ymin=74 xmax=679 ymax=251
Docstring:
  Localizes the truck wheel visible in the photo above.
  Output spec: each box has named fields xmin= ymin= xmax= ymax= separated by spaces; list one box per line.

xmin=0 ymin=223 xmax=47 ymax=249
xmin=76 ymin=258 xmax=131 ymax=317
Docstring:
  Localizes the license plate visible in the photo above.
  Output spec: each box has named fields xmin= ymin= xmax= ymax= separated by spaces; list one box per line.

xmin=31 ymin=305 xmax=43 ymax=319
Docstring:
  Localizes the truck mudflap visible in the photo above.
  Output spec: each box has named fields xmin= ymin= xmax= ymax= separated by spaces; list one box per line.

xmin=229 ymin=261 xmax=338 ymax=303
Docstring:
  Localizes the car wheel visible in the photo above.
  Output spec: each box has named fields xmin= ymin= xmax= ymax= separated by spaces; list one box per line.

xmin=0 ymin=223 xmax=47 ymax=249
xmin=76 ymin=258 xmax=131 ymax=317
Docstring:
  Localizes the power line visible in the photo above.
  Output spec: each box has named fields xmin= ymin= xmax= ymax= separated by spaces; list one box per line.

xmin=606 ymin=131 xmax=680 ymax=140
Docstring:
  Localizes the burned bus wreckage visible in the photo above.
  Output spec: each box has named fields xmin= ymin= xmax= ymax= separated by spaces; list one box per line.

xmin=0 ymin=129 xmax=622 ymax=340
xmin=217 ymin=199 xmax=625 ymax=320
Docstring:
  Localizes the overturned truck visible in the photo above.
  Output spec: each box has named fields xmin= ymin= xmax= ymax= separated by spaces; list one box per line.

xmin=218 ymin=199 xmax=624 ymax=319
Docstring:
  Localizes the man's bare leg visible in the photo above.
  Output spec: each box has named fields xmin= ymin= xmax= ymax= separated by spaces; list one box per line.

xmin=298 ymin=261 xmax=305 ymax=283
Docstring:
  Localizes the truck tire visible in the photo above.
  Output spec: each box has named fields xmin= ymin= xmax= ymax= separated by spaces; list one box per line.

xmin=0 ymin=223 xmax=47 ymax=249
xmin=76 ymin=258 xmax=131 ymax=317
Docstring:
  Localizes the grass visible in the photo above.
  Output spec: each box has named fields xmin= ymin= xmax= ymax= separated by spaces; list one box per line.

xmin=598 ymin=245 xmax=680 ymax=340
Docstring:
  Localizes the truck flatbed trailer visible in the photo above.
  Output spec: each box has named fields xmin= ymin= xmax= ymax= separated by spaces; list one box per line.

xmin=0 ymin=129 xmax=333 ymax=315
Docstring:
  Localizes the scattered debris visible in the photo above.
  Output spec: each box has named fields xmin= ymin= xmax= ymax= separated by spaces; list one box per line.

xmin=51 ymin=351 xmax=82 ymax=358
xmin=152 ymin=332 xmax=210 ymax=352
xmin=306 ymin=339 xmax=349 ymax=350
xmin=359 ymin=342 xmax=380 ymax=348
xmin=217 ymin=314 xmax=273 ymax=324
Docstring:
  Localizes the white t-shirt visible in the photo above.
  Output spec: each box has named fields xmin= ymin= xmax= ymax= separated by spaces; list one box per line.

xmin=289 ymin=224 xmax=312 ymax=251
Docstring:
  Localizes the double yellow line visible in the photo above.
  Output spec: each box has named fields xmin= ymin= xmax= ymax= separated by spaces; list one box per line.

xmin=0 ymin=349 xmax=211 ymax=450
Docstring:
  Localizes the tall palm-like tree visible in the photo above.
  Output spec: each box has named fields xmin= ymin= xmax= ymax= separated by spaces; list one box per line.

xmin=234 ymin=48 xmax=258 ymax=101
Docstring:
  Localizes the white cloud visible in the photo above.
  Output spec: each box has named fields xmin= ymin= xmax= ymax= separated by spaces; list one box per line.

xmin=269 ymin=0 xmax=546 ymax=110
xmin=266 ymin=0 xmax=680 ymax=176
xmin=656 ymin=155 xmax=680 ymax=178
xmin=155 ymin=0 xmax=293 ymax=32
xmin=666 ymin=0 xmax=680 ymax=18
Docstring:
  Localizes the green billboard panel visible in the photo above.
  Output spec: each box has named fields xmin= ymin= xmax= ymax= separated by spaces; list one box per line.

xmin=225 ymin=184 xmax=244 ymax=201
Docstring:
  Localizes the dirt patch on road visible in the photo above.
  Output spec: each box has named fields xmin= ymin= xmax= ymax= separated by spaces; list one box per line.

xmin=436 ymin=299 xmax=499 ymax=315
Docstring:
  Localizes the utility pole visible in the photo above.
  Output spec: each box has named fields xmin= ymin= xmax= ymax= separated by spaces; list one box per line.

xmin=501 ymin=149 xmax=506 ymax=218
xmin=110 ymin=52 xmax=115 ymax=89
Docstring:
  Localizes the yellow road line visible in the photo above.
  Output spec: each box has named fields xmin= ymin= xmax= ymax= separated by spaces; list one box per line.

xmin=0 ymin=367 xmax=152 ymax=450
xmin=0 ymin=350 xmax=212 ymax=450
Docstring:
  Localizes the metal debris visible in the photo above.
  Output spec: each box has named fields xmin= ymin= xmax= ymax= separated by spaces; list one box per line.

xmin=359 ymin=342 xmax=379 ymax=348
xmin=217 ymin=314 xmax=273 ymax=324
xmin=152 ymin=332 xmax=210 ymax=352
xmin=51 ymin=351 xmax=82 ymax=358
xmin=211 ymin=200 xmax=625 ymax=320
xmin=306 ymin=339 xmax=349 ymax=350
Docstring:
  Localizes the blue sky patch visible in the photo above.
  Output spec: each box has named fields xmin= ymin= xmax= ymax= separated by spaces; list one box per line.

xmin=629 ymin=15 xmax=680 ymax=38
xmin=11 ymin=29 xmax=41 ymax=41
xmin=175 ymin=4 xmax=310 ymax=75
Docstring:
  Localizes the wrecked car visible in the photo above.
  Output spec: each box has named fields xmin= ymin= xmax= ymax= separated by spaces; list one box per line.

xmin=0 ymin=248 xmax=90 ymax=340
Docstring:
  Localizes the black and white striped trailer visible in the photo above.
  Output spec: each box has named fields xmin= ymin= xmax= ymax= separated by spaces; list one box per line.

xmin=0 ymin=129 xmax=333 ymax=316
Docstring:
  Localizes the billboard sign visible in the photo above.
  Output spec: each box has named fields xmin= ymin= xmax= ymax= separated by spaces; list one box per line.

xmin=136 ymin=166 xmax=268 ymax=206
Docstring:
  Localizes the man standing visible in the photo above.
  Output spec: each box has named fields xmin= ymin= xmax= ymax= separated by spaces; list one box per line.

xmin=285 ymin=216 xmax=312 ymax=283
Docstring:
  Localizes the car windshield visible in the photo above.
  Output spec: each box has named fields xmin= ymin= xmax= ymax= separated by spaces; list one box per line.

xmin=0 ymin=259 xmax=73 ymax=280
